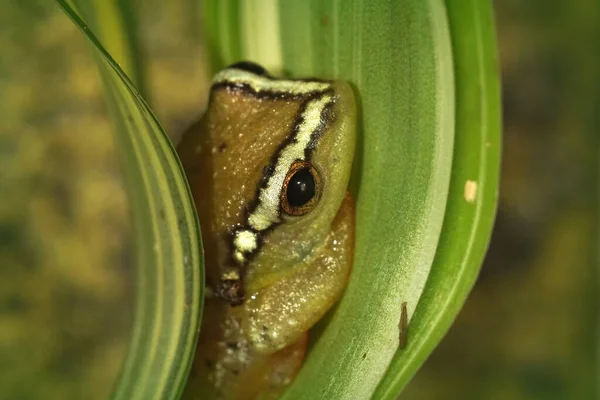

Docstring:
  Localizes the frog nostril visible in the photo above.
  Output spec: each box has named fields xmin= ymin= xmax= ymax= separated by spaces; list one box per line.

xmin=219 ymin=278 xmax=245 ymax=306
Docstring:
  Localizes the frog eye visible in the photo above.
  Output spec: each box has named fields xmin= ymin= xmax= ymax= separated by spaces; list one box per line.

xmin=227 ymin=61 xmax=269 ymax=76
xmin=281 ymin=160 xmax=321 ymax=216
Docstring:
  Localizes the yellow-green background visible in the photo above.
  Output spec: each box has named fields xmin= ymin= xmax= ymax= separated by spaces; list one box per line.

xmin=0 ymin=1 xmax=597 ymax=399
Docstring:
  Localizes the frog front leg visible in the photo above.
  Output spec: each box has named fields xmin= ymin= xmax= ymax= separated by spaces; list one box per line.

xmin=241 ymin=193 xmax=354 ymax=353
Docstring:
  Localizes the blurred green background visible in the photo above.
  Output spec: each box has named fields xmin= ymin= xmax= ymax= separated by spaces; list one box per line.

xmin=0 ymin=1 xmax=597 ymax=399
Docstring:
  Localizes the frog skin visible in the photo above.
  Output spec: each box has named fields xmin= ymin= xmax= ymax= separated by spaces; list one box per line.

xmin=178 ymin=62 xmax=356 ymax=400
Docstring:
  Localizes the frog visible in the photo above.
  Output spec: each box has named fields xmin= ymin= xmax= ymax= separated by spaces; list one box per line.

xmin=177 ymin=61 xmax=356 ymax=400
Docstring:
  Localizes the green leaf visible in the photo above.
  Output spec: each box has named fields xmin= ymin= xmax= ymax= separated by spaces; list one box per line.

xmin=373 ymin=0 xmax=501 ymax=397
xmin=278 ymin=3 xmax=454 ymax=399
xmin=202 ymin=0 xmax=495 ymax=399
xmin=56 ymin=2 xmax=203 ymax=400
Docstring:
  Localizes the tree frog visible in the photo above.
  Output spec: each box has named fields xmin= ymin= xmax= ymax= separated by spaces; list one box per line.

xmin=178 ymin=62 xmax=356 ymax=399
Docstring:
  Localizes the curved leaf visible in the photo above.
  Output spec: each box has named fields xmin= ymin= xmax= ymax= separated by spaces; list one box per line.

xmin=278 ymin=2 xmax=454 ymax=398
xmin=373 ymin=0 xmax=501 ymax=397
xmin=56 ymin=2 xmax=203 ymax=399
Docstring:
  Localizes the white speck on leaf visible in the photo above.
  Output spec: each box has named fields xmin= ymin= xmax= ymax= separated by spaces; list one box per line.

xmin=464 ymin=180 xmax=478 ymax=203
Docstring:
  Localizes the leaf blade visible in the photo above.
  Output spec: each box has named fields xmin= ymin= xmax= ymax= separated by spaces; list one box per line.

xmin=279 ymin=1 xmax=455 ymax=398
xmin=373 ymin=1 xmax=502 ymax=397
xmin=56 ymin=2 xmax=204 ymax=399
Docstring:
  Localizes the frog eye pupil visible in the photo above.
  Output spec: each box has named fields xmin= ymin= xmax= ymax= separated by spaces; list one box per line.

xmin=281 ymin=161 xmax=320 ymax=216
xmin=286 ymin=168 xmax=316 ymax=208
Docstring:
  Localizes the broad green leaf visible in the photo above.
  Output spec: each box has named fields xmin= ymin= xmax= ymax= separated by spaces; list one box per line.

xmin=56 ymin=2 xmax=203 ymax=400
xmin=373 ymin=0 xmax=501 ymax=397
xmin=200 ymin=1 xmax=495 ymax=399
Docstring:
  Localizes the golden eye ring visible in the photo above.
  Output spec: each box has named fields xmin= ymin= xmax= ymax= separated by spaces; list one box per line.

xmin=280 ymin=160 xmax=321 ymax=216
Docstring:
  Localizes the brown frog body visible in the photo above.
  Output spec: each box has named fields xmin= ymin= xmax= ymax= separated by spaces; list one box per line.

xmin=178 ymin=62 xmax=356 ymax=399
